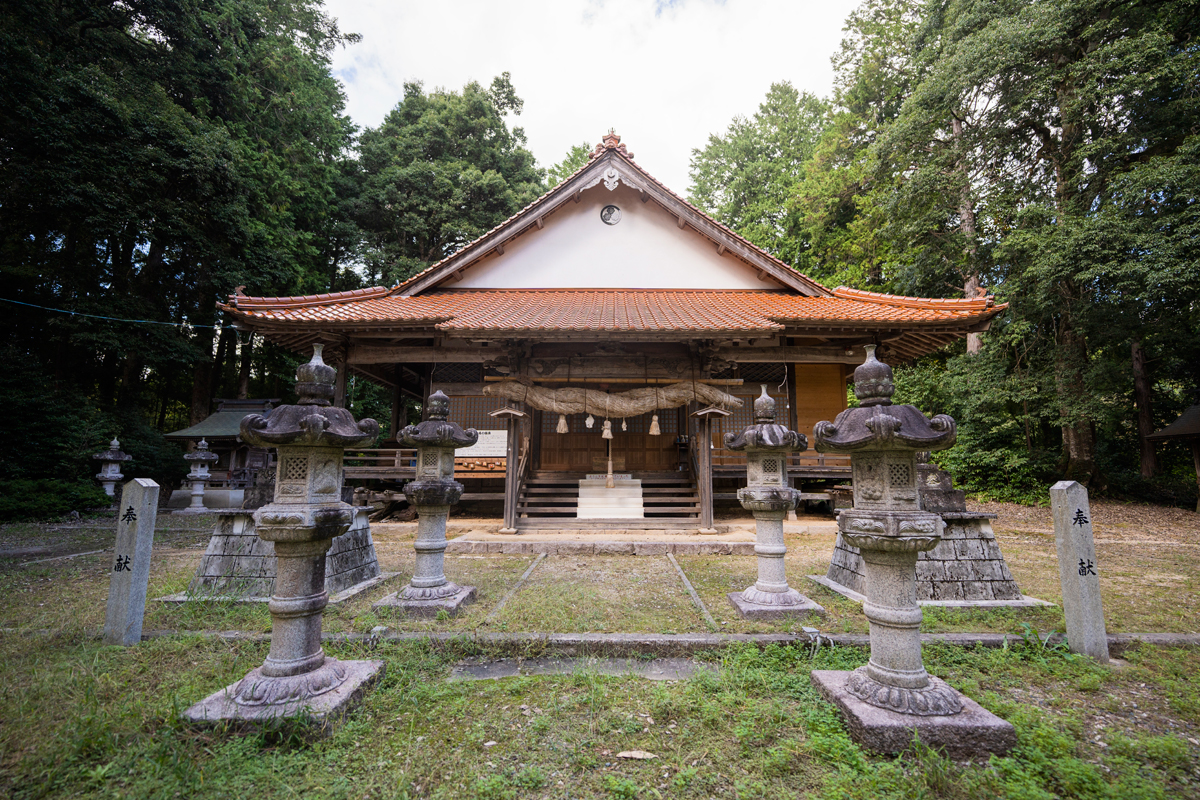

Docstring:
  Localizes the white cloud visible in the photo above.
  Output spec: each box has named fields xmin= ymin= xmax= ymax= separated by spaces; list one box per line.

xmin=324 ymin=0 xmax=861 ymax=192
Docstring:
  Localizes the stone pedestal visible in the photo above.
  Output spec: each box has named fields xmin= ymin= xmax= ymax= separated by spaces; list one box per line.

xmin=184 ymin=345 xmax=382 ymax=729
xmin=724 ymin=386 xmax=824 ymax=619
xmin=815 ymin=462 xmax=1046 ymax=607
xmin=577 ymin=474 xmax=643 ymax=519
xmin=161 ymin=508 xmax=391 ymax=603
xmin=810 ymin=346 xmax=1014 ymax=756
xmin=374 ymin=390 xmax=479 ymax=617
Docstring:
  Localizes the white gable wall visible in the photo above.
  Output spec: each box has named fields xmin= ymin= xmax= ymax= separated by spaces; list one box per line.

xmin=455 ymin=183 xmax=774 ymax=290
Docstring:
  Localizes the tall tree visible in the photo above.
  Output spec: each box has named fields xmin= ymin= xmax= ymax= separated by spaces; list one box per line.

xmin=688 ymin=83 xmax=829 ymax=266
xmin=548 ymin=141 xmax=594 ymax=186
xmin=355 ymin=73 xmax=545 ymax=284
xmin=0 ymin=0 xmax=359 ymax=485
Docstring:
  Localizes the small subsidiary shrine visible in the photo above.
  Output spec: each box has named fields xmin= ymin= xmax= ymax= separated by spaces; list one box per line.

xmin=220 ymin=132 xmax=1005 ymax=530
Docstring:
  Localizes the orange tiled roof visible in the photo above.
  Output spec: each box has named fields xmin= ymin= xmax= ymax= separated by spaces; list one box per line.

xmin=221 ymin=288 xmax=1004 ymax=333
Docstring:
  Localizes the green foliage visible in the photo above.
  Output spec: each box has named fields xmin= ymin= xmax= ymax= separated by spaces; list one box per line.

xmin=355 ymin=73 xmax=545 ymax=285
xmin=0 ymin=480 xmax=111 ymax=522
xmin=689 ymin=82 xmax=829 ymax=266
xmin=548 ymin=141 xmax=594 ymax=186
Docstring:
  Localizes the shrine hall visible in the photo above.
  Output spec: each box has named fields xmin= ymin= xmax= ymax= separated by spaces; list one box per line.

xmin=219 ymin=132 xmax=1005 ymax=531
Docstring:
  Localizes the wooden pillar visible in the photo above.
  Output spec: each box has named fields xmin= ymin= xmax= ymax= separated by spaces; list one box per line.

xmin=698 ymin=415 xmax=715 ymax=532
xmin=388 ymin=366 xmax=402 ymax=442
xmin=333 ymin=360 xmax=348 ymax=408
xmin=489 ymin=406 xmax=527 ymax=533
xmin=502 ymin=417 xmax=521 ymax=532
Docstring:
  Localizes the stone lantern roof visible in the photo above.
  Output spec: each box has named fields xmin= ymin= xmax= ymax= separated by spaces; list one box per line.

xmin=240 ymin=345 xmax=379 ymax=449
xmin=813 ymin=346 xmax=956 ymax=454
xmin=723 ymin=385 xmax=807 ymax=453
xmin=93 ymin=437 xmax=132 ymax=463
xmin=399 ymin=390 xmax=479 ymax=449
xmin=183 ymin=439 xmax=219 ymax=464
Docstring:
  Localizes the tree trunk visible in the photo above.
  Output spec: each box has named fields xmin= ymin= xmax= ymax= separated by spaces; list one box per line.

xmin=1131 ymin=340 xmax=1157 ymax=477
xmin=952 ymin=116 xmax=983 ymax=355
xmin=1055 ymin=324 xmax=1103 ymax=487
xmin=237 ymin=332 xmax=254 ymax=399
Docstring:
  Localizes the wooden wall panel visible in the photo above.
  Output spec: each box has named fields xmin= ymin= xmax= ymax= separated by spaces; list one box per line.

xmin=538 ymin=411 xmax=679 ymax=472
xmin=793 ymin=364 xmax=847 ymax=444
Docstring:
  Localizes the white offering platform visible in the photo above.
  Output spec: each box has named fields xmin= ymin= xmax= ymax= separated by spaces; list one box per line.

xmin=577 ymin=474 xmax=644 ymax=519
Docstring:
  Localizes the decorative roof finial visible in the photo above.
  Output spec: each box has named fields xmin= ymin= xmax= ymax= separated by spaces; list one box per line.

xmin=853 ymin=345 xmax=895 ymax=407
xmin=295 ymin=344 xmax=336 ymax=406
xmin=594 ymin=130 xmax=633 ymax=159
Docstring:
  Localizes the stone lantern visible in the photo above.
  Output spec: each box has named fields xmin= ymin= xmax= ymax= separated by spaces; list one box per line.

xmin=375 ymin=389 xmax=479 ymax=616
xmin=181 ymin=439 xmax=219 ymax=512
xmin=93 ymin=437 xmax=132 ymax=498
xmin=724 ymin=385 xmax=824 ymax=619
xmin=185 ymin=344 xmax=382 ymax=727
xmin=809 ymin=345 xmax=1014 ymax=756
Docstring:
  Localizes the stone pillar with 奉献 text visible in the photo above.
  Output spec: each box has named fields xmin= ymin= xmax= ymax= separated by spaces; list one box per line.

xmin=374 ymin=389 xmax=479 ymax=616
xmin=724 ymin=385 xmax=823 ymax=619
xmin=104 ymin=478 xmax=159 ymax=646
xmin=809 ymin=346 xmax=1015 ymax=757
xmin=184 ymin=345 xmax=383 ymax=728
xmin=1050 ymin=481 xmax=1109 ymax=662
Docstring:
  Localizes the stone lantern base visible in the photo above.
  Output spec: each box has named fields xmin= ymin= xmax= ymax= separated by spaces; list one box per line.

xmin=726 ymin=588 xmax=825 ymax=620
xmin=373 ymin=584 xmax=477 ymax=617
xmin=184 ymin=658 xmax=385 ymax=732
xmin=810 ymin=670 xmax=1016 ymax=757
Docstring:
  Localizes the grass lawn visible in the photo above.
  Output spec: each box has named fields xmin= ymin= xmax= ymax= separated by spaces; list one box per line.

xmin=1 ymin=634 xmax=1198 ymax=798
xmin=1 ymin=499 xmax=1198 ymax=797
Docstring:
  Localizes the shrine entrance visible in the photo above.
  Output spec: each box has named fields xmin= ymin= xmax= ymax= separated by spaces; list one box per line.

xmin=536 ymin=408 xmax=682 ymax=473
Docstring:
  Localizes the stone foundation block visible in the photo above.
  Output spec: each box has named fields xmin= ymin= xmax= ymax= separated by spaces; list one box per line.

xmin=633 ymin=542 xmax=668 ymax=556
xmin=183 ymin=659 xmax=385 ymax=733
xmin=595 ymin=542 xmax=635 ymax=555
xmin=727 ymin=592 xmax=825 ymax=620
xmin=810 ymin=670 xmax=1016 ymax=758
xmin=373 ymin=585 xmax=477 ymax=617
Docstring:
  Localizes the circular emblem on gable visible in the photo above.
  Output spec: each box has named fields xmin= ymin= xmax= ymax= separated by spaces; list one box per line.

xmin=600 ymin=205 xmax=622 ymax=225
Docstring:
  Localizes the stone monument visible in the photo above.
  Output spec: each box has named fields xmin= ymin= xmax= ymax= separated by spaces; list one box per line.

xmin=104 ymin=478 xmax=159 ymax=645
xmin=809 ymin=346 xmax=1015 ymax=756
xmin=93 ymin=437 xmax=132 ymax=498
xmin=179 ymin=439 xmax=219 ymax=513
xmin=724 ymin=385 xmax=824 ymax=619
xmin=184 ymin=345 xmax=383 ymax=727
xmin=813 ymin=454 xmax=1046 ymax=607
xmin=374 ymin=390 xmax=479 ymax=616
xmin=1051 ymin=481 xmax=1109 ymax=662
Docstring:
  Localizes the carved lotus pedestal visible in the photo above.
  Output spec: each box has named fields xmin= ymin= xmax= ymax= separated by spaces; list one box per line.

xmin=809 ymin=346 xmax=1015 ymax=757
xmin=183 ymin=346 xmax=383 ymax=731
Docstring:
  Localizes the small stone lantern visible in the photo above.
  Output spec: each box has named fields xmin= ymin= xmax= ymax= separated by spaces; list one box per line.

xmin=184 ymin=344 xmax=382 ymax=727
xmin=724 ymin=385 xmax=824 ymax=618
xmin=93 ymin=437 xmax=132 ymax=498
xmin=375 ymin=389 xmax=479 ymax=616
xmin=809 ymin=346 xmax=1015 ymax=756
xmin=181 ymin=439 xmax=219 ymax=512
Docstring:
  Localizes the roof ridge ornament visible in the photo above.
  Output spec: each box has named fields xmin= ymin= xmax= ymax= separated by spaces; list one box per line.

xmin=593 ymin=129 xmax=634 ymax=159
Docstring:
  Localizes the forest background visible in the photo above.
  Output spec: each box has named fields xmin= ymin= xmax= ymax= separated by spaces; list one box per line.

xmin=1 ymin=0 xmax=1196 ymax=520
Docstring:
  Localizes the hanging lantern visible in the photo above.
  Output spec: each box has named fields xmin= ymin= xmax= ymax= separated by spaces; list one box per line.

xmin=602 ymin=419 xmax=613 ymax=439
xmin=649 ymin=413 xmax=661 ymax=436
xmin=586 ymin=414 xmax=595 ymax=428
xmin=621 ymin=419 xmax=627 ymax=431
xmin=556 ymin=414 xmax=569 ymax=434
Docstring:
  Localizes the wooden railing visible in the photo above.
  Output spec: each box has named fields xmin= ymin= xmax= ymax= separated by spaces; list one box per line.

xmin=711 ymin=451 xmax=852 ymax=473
xmin=343 ymin=448 xmax=509 ymax=480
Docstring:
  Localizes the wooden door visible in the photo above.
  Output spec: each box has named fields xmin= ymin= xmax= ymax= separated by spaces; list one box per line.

xmin=539 ymin=410 xmax=678 ymax=472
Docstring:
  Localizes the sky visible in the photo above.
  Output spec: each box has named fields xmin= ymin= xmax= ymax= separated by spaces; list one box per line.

xmin=322 ymin=0 xmax=863 ymax=192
